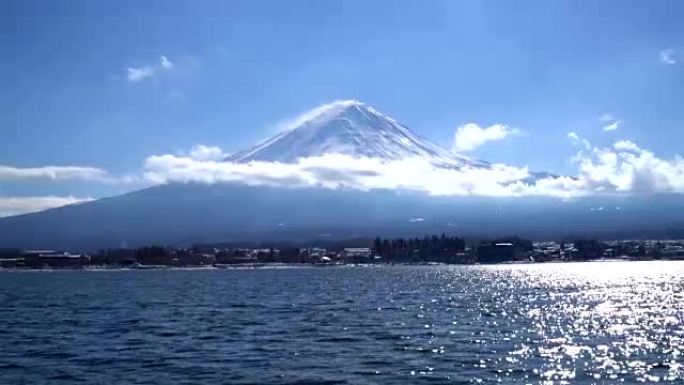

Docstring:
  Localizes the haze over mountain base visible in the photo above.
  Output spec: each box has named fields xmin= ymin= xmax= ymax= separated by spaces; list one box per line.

xmin=0 ymin=182 xmax=682 ymax=250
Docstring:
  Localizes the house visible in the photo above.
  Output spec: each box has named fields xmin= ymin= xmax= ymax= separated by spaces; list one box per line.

xmin=341 ymin=247 xmax=372 ymax=262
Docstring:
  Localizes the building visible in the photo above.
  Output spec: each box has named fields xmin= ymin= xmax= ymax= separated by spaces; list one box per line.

xmin=299 ymin=247 xmax=329 ymax=262
xmin=22 ymin=250 xmax=90 ymax=269
xmin=341 ymin=247 xmax=372 ymax=262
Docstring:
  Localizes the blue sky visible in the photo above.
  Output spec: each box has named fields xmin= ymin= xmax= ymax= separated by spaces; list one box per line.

xmin=1 ymin=0 xmax=683 ymax=214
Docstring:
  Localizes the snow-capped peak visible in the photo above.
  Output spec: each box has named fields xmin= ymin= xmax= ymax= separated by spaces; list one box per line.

xmin=226 ymin=100 xmax=489 ymax=169
xmin=277 ymin=100 xmax=368 ymax=132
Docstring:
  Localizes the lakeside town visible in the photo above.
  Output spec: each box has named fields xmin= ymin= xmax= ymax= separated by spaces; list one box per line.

xmin=2 ymin=235 xmax=684 ymax=270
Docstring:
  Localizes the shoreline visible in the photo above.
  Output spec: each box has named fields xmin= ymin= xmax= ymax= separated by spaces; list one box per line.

xmin=1 ymin=258 xmax=683 ymax=272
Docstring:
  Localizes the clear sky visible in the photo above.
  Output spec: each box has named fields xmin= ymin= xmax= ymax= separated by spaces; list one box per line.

xmin=1 ymin=0 xmax=683 ymax=213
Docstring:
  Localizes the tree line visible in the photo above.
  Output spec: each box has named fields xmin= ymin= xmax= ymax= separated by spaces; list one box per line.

xmin=373 ymin=234 xmax=468 ymax=262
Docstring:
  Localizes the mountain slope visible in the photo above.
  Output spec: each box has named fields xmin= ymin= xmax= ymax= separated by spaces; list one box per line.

xmin=226 ymin=100 xmax=489 ymax=169
xmin=1 ymin=182 xmax=683 ymax=249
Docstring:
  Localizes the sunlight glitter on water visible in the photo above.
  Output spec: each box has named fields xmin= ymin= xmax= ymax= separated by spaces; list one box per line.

xmin=481 ymin=261 xmax=684 ymax=383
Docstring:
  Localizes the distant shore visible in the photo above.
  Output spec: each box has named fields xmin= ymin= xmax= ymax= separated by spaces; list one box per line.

xmin=3 ymin=236 xmax=683 ymax=270
xmin=3 ymin=257 xmax=684 ymax=272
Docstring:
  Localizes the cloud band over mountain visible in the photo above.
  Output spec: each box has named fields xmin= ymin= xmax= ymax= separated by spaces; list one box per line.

xmin=0 ymin=196 xmax=93 ymax=218
xmin=139 ymin=133 xmax=684 ymax=199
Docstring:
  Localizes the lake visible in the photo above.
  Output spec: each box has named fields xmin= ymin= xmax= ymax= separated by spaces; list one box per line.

xmin=1 ymin=261 xmax=683 ymax=384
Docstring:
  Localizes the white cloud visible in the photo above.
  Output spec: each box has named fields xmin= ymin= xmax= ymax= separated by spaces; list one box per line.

xmin=0 ymin=196 xmax=93 ymax=218
xmin=140 ymin=151 xmax=582 ymax=198
xmin=453 ymin=123 xmax=518 ymax=152
xmin=0 ymin=165 xmax=108 ymax=181
xmin=603 ymin=121 xmax=621 ymax=132
xmin=138 ymin=134 xmax=684 ymax=200
xmin=0 ymin=164 xmax=144 ymax=186
xmin=660 ymin=49 xmax=676 ymax=65
xmin=613 ymin=140 xmax=640 ymax=152
xmin=127 ymin=66 xmax=155 ymax=82
xmin=188 ymin=145 xmax=227 ymax=161
xmin=127 ymin=56 xmax=175 ymax=82
xmin=7 ymin=136 xmax=684 ymax=211
xmin=570 ymin=134 xmax=684 ymax=193
xmin=160 ymin=56 xmax=174 ymax=69
xmin=599 ymin=113 xmax=621 ymax=131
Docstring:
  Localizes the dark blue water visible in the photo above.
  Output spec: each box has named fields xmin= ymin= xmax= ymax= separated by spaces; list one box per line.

xmin=1 ymin=262 xmax=683 ymax=384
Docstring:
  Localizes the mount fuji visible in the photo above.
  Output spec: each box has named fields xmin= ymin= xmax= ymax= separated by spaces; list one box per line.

xmin=0 ymin=101 xmax=682 ymax=249
xmin=227 ymin=100 xmax=489 ymax=169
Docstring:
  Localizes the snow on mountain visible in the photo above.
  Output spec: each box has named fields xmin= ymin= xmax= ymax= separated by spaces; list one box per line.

xmin=225 ymin=100 xmax=490 ymax=169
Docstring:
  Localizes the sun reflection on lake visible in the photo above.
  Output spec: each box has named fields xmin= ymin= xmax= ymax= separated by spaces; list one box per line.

xmin=480 ymin=261 xmax=684 ymax=383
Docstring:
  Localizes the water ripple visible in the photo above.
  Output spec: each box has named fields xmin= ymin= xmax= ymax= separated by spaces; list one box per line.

xmin=1 ymin=261 xmax=683 ymax=384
